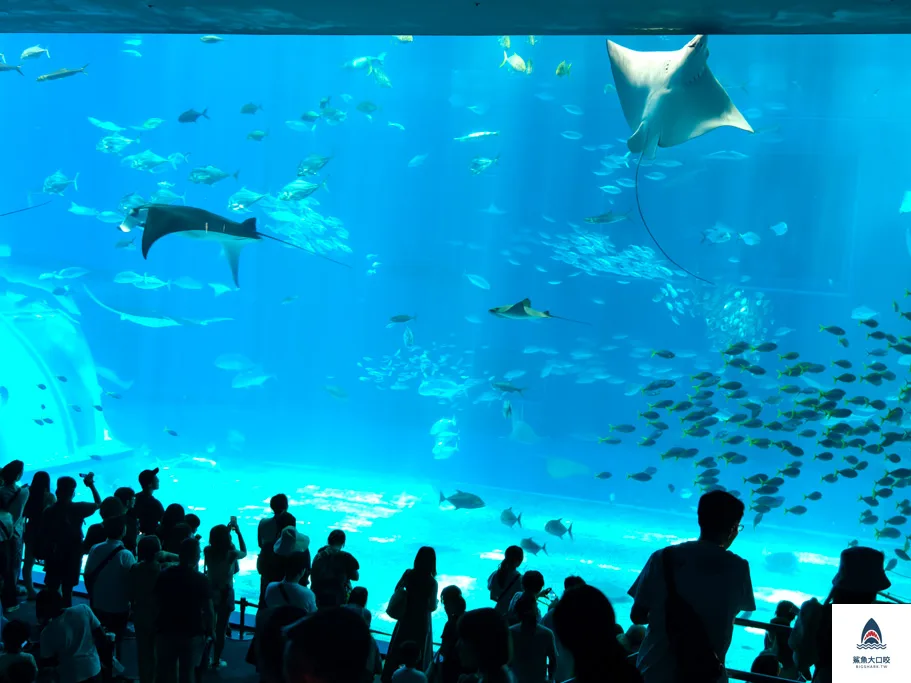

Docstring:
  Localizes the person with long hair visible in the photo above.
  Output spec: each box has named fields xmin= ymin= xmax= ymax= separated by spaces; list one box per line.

xmin=203 ymin=521 xmax=246 ymax=669
xmin=457 ymin=608 xmax=513 ymax=683
xmin=488 ymin=546 xmax=524 ymax=616
xmin=553 ymin=585 xmax=643 ymax=683
xmin=21 ymin=471 xmax=54 ymax=600
xmin=158 ymin=504 xmax=187 ymax=555
xmin=0 ymin=460 xmax=29 ymax=612
xmin=508 ymin=592 xmax=556 ymax=683
xmin=382 ymin=546 xmax=439 ymax=683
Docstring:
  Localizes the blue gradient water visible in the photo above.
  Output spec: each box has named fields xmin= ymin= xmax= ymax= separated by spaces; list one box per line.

xmin=2 ymin=33 xmax=911 ymax=669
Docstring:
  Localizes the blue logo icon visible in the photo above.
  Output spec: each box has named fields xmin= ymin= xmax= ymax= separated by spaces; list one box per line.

xmin=858 ymin=618 xmax=887 ymax=650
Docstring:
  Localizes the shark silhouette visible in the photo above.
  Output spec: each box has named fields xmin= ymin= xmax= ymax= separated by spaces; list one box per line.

xmin=134 ymin=204 xmax=349 ymax=287
xmin=606 ymin=35 xmax=752 ymax=284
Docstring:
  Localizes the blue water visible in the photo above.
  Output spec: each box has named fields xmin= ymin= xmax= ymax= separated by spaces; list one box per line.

xmin=2 ymin=32 xmax=911 ymax=670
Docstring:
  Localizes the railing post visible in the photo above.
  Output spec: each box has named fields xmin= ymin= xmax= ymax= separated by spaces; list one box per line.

xmin=238 ymin=597 xmax=247 ymax=639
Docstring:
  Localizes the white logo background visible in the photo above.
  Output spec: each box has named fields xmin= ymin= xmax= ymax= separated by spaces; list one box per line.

xmin=833 ymin=603 xmax=911 ymax=682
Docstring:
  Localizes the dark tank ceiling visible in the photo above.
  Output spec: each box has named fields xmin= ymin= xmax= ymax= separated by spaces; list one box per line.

xmin=4 ymin=0 xmax=911 ymax=34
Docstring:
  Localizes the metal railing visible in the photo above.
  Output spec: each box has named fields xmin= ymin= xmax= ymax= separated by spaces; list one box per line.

xmin=28 ymin=566 xmax=908 ymax=683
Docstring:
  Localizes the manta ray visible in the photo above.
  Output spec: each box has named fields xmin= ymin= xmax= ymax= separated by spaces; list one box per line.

xmin=606 ymin=35 xmax=753 ymax=284
xmin=133 ymin=204 xmax=349 ymax=287
xmin=489 ymin=298 xmax=589 ymax=325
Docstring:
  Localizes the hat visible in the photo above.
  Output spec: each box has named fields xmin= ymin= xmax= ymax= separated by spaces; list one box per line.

xmin=832 ymin=547 xmax=891 ymax=593
xmin=274 ymin=526 xmax=310 ymax=556
xmin=138 ymin=468 xmax=159 ymax=488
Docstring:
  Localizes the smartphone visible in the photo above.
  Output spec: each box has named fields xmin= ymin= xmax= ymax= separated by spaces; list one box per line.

xmin=229 ymin=515 xmax=237 ymax=526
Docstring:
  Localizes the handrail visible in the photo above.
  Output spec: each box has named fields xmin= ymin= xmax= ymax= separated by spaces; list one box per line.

xmin=727 ymin=670 xmax=793 ymax=683
xmin=26 ymin=571 xmax=806 ymax=682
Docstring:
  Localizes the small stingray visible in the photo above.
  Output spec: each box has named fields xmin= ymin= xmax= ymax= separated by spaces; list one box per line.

xmin=134 ymin=204 xmax=349 ymax=287
xmin=489 ymin=298 xmax=589 ymax=325
xmin=606 ymin=35 xmax=753 ymax=284
xmin=83 ymin=286 xmax=182 ymax=328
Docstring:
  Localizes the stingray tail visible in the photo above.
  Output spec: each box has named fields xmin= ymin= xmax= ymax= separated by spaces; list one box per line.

xmin=257 ymin=232 xmax=351 ymax=269
xmin=0 ymin=200 xmax=51 ymax=218
xmin=546 ymin=311 xmax=591 ymax=326
xmin=634 ymin=153 xmax=713 ymax=285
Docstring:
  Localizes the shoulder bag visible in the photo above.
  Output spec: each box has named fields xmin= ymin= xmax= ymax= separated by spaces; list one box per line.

xmin=662 ymin=546 xmax=726 ymax=683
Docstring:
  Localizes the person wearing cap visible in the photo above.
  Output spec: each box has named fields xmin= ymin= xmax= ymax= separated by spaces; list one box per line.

xmin=789 ymin=546 xmax=890 ymax=683
xmin=134 ymin=468 xmax=164 ymax=537
xmin=41 ymin=474 xmax=102 ymax=608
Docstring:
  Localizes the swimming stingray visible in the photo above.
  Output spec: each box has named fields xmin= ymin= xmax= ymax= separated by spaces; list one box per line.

xmin=489 ymin=298 xmax=589 ymax=325
xmin=133 ymin=204 xmax=349 ymax=287
xmin=606 ymin=35 xmax=753 ymax=284
xmin=83 ymin=286 xmax=183 ymax=328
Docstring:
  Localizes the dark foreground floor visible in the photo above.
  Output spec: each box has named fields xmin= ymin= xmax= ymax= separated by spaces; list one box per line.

xmin=9 ymin=596 xmax=258 ymax=683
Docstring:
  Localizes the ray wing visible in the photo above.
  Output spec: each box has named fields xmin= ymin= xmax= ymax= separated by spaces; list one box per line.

xmin=606 ymin=40 xmax=673 ymax=132
xmin=658 ymin=64 xmax=753 ymax=148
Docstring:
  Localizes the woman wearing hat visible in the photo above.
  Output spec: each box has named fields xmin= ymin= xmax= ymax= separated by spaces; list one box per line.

xmin=789 ymin=546 xmax=891 ymax=683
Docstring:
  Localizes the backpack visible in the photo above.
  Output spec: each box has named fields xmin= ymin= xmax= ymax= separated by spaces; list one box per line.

xmin=662 ymin=546 xmax=726 ymax=683
xmin=34 ymin=504 xmax=83 ymax=561
xmin=0 ymin=511 xmax=14 ymax=544
xmin=311 ymin=549 xmax=347 ymax=606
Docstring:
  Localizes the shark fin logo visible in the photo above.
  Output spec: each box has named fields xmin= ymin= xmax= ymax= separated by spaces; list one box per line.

xmin=858 ymin=618 xmax=887 ymax=650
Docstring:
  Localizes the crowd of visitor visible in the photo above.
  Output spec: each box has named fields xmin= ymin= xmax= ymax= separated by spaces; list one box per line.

xmin=0 ymin=458 xmax=896 ymax=683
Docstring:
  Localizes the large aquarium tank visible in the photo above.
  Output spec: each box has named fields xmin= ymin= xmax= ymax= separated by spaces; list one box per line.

xmin=2 ymin=31 xmax=910 ymax=668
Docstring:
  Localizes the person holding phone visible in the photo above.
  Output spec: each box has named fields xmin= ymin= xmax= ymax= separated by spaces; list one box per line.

xmin=41 ymin=474 xmax=102 ymax=608
xmin=203 ymin=519 xmax=246 ymax=669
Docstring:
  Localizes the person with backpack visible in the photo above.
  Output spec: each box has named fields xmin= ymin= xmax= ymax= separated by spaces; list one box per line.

xmin=310 ymin=530 xmax=360 ymax=608
xmin=40 ymin=475 xmax=102 ymax=608
xmin=133 ymin=468 xmax=164 ymax=537
xmin=84 ymin=516 xmax=135 ymax=658
xmin=627 ymin=490 xmax=755 ymax=683
xmin=0 ymin=461 xmax=30 ymax=612
xmin=257 ymin=494 xmax=289 ymax=599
